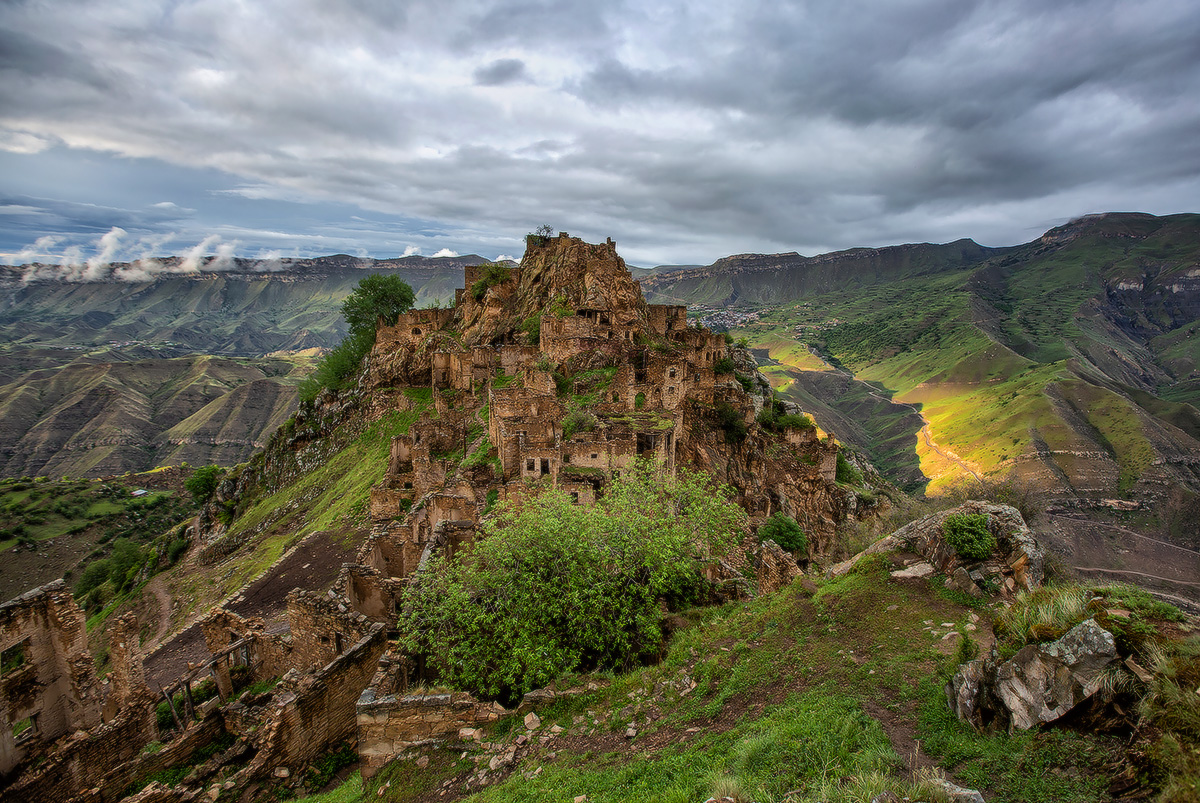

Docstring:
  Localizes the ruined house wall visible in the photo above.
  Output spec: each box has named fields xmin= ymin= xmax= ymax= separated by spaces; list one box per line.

xmin=68 ymin=713 xmax=225 ymax=803
xmin=340 ymin=565 xmax=405 ymax=622
xmin=248 ymin=624 xmax=388 ymax=777
xmin=0 ymin=580 xmax=102 ymax=776
xmin=646 ymin=304 xmax=689 ymax=337
xmin=539 ymin=315 xmax=631 ymax=364
xmin=199 ymin=609 xmax=292 ymax=691
xmin=356 ymin=650 xmax=504 ymax=780
xmin=374 ymin=308 xmax=455 ymax=351
xmin=1 ymin=696 xmax=158 ymax=803
xmin=286 ymin=591 xmax=378 ymax=674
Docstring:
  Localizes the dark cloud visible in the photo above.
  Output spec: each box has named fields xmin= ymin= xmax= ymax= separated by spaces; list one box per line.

xmin=474 ymin=58 xmax=528 ymax=86
xmin=0 ymin=0 xmax=1198 ymax=266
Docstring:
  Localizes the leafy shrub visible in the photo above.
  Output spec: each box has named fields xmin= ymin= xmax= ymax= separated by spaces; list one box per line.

xmin=562 ymin=409 xmax=596 ymax=440
xmin=184 ymin=464 xmax=225 ymax=504
xmin=714 ymin=356 xmax=735 ymax=374
xmin=757 ymin=513 xmax=808 ymax=554
xmin=942 ymin=513 xmax=994 ymax=561
xmin=300 ymin=275 xmax=414 ymax=402
xmin=522 ymin=314 xmax=541 ymax=343
xmin=470 ymin=263 xmax=512 ymax=301
xmin=635 ymin=392 xmax=647 ymax=410
xmin=340 ymin=273 xmax=415 ymax=334
xmin=298 ymin=329 xmax=374 ymax=403
xmin=713 ymin=401 xmax=747 ymax=443
xmin=835 ymin=452 xmax=863 ymax=485
xmin=397 ymin=463 xmax=744 ymax=703
xmin=75 ymin=559 xmax=111 ymax=597
xmin=167 ymin=537 xmax=189 ymax=564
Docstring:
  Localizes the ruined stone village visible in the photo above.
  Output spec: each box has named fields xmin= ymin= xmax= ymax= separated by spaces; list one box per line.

xmin=0 ymin=235 xmax=1126 ymax=802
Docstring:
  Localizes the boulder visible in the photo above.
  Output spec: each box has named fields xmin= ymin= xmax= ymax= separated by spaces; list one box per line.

xmin=830 ymin=501 xmax=1044 ymax=596
xmin=948 ymin=618 xmax=1118 ymax=731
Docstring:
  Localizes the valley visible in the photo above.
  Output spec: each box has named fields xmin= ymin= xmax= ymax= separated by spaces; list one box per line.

xmin=2 ymin=220 xmax=1200 ymax=803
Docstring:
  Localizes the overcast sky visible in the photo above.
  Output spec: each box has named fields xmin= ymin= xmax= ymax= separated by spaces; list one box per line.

xmin=2 ymin=0 xmax=1198 ymax=270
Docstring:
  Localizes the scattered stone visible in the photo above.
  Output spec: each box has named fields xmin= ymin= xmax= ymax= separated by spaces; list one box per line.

xmin=949 ymin=618 xmax=1118 ymax=731
xmin=274 ymin=767 xmax=290 ymax=779
xmin=524 ymin=712 xmax=541 ymax=730
xmin=625 ymin=727 xmax=637 ymax=739
xmin=891 ymin=562 xmax=934 ymax=579
xmin=1125 ymin=656 xmax=1153 ymax=684
xmin=416 ymin=756 xmax=429 ymax=768
xmin=934 ymin=778 xmax=986 ymax=802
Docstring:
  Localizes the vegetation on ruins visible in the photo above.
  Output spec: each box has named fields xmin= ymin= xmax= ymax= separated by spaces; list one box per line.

xmin=300 ymin=274 xmax=415 ymax=402
xmin=757 ymin=398 xmax=816 ymax=433
xmin=525 ymin=223 xmax=554 ymax=248
xmin=396 ymin=463 xmax=746 ymax=703
xmin=470 ymin=263 xmax=512 ymax=301
xmin=756 ymin=511 xmax=808 ymax=554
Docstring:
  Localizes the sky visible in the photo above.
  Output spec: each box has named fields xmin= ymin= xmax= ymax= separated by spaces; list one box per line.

xmin=1 ymin=0 xmax=1199 ymax=271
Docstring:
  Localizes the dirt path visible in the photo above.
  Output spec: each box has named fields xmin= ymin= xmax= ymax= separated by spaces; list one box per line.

xmin=919 ymin=423 xmax=981 ymax=481
xmin=143 ymin=527 xmax=363 ymax=689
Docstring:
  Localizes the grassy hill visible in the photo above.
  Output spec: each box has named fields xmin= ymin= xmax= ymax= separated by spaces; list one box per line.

xmin=646 ymin=214 xmax=1200 ymax=505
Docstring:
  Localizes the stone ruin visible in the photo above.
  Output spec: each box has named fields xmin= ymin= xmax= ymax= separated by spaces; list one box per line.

xmin=2 ymin=234 xmax=877 ymax=800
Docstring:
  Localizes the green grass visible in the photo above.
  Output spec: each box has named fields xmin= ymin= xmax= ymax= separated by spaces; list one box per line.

xmin=341 ymin=551 xmax=1134 ymax=803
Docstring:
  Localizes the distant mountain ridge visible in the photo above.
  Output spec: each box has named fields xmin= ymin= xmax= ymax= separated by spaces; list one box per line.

xmin=642 ymin=239 xmax=1001 ymax=307
xmin=0 ymin=253 xmax=489 ymax=356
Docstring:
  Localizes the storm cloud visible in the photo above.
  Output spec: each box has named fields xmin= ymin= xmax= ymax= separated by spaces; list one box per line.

xmin=1 ymin=0 xmax=1198 ymax=266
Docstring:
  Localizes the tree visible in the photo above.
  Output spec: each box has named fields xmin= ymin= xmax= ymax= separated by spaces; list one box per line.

xmin=184 ymin=464 xmax=225 ymax=504
xmin=300 ymin=275 xmax=415 ymax=402
xmin=397 ymin=463 xmax=746 ymax=703
xmin=340 ymin=274 xmax=416 ymax=338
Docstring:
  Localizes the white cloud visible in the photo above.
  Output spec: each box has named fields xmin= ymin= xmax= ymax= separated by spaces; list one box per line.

xmin=431 ymin=248 xmax=459 ymax=258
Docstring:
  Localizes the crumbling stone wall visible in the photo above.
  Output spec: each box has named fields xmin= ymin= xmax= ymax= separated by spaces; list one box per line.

xmin=339 ymin=565 xmax=406 ymax=622
xmin=374 ymin=308 xmax=455 ymax=352
xmin=356 ymin=649 xmax=504 ymax=780
xmin=286 ymin=590 xmax=378 ymax=673
xmin=245 ymin=623 xmax=388 ymax=778
xmin=199 ymin=609 xmax=292 ymax=700
xmin=0 ymin=579 xmax=103 ymax=776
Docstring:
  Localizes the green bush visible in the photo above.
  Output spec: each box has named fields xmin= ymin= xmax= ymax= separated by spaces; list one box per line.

xmin=167 ymin=537 xmax=189 ymax=564
xmin=942 ymin=513 xmax=994 ymax=561
xmin=714 ymin=401 xmax=747 ymax=443
xmin=757 ymin=513 xmax=808 ymax=554
xmin=75 ymin=559 xmax=111 ymax=597
xmin=714 ymin=356 xmax=735 ymax=374
xmin=184 ymin=464 xmax=225 ymax=504
xmin=562 ymin=409 xmax=596 ymax=440
xmin=835 ymin=452 xmax=863 ymax=485
xmin=340 ymin=273 xmax=415 ymax=334
xmin=300 ymin=275 xmax=414 ymax=403
xmin=525 ymin=224 xmax=553 ymax=248
xmin=470 ymin=263 xmax=512 ymax=301
xmin=397 ymin=463 xmax=745 ymax=703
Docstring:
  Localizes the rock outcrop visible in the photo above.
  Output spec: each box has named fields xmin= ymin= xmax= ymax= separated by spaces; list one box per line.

xmin=948 ymin=618 xmax=1119 ymax=732
xmin=829 ymin=501 xmax=1044 ymax=597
